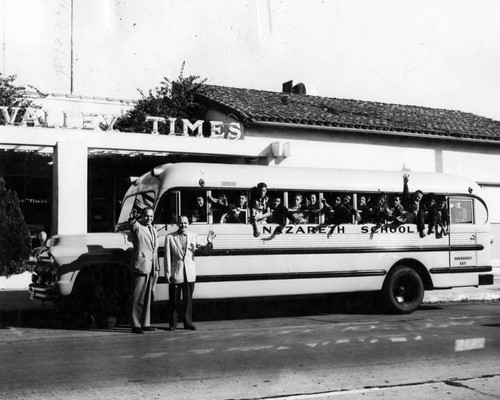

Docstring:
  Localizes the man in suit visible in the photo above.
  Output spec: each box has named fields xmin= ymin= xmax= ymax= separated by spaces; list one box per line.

xmin=129 ymin=207 xmax=159 ymax=334
xmin=164 ymin=215 xmax=216 ymax=330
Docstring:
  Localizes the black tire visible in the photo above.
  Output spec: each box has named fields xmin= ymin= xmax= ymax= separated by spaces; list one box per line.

xmin=382 ymin=266 xmax=424 ymax=314
xmin=54 ymin=267 xmax=130 ymax=329
xmin=53 ymin=292 xmax=93 ymax=329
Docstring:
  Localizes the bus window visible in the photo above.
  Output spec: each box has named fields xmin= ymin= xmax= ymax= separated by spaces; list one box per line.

xmin=303 ymin=192 xmax=320 ymax=223
xmin=370 ymin=193 xmax=391 ymax=225
xmin=435 ymin=196 xmax=450 ymax=236
xmin=120 ymin=191 xmax=156 ymax=223
xmin=221 ymin=191 xmax=248 ymax=224
xmin=386 ymin=193 xmax=406 ymax=225
xmin=134 ymin=191 xmax=155 ymax=212
xmin=267 ymin=191 xmax=287 ymax=224
xmin=117 ymin=195 xmax=136 ymax=225
xmin=288 ymin=192 xmax=308 ymax=224
xmin=450 ymin=199 xmax=473 ymax=224
xmin=357 ymin=193 xmax=374 ymax=224
xmin=322 ymin=192 xmax=355 ymax=224
xmin=180 ymin=191 xmax=208 ymax=224
xmin=154 ymin=191 xmax=178 ymax=225
xmin=210 ymin=190 xmax=249 ymax=224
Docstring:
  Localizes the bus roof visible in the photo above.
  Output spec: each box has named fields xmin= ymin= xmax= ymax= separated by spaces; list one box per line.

xmin=129 ymin=162 xmax=483 ymax=198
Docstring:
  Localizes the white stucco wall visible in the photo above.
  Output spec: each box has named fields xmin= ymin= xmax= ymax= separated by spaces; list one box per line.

xmin=52 ymin=141 xmax=88 ymax=235
xmin=268 ymin=138 xmax=437 ymax=172
xmin=442 ymin=150 xmax=500 ymax=183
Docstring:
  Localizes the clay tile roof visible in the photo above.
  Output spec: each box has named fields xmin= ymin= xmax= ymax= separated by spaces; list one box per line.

xmin=197 ymin=85 xmax=500 ymax=142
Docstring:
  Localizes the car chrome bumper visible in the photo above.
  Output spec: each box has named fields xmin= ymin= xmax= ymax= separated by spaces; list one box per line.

xmin=29 ymin=283 xmax=56 ymax=301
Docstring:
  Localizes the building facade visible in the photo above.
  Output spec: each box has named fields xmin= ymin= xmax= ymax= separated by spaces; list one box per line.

xmin=1 ymin=84 xmax=499 ymax=263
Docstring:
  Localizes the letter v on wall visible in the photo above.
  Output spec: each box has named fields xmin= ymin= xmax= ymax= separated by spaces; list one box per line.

xmin=0 ymin=106 xmax=21 ymax=124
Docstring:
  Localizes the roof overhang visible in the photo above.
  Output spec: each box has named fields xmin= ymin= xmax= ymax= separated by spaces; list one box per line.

xmin=0 ymin=125 xmax=271 ymax=158
xmin=252 ymin=120 xmax=500 ymax=145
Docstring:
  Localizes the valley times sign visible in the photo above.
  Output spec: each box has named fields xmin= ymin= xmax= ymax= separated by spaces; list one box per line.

xmin=0 ymin=106 xmax=243 ymax=140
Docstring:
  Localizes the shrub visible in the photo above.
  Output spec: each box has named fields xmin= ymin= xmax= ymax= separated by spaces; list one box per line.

xmin=0 ymin=177 xmax=32 ymax=276
xmin=114 ymin=62 xmax=207 ymax=134
xmin=0 ymin=74 xmax=33 ymax=124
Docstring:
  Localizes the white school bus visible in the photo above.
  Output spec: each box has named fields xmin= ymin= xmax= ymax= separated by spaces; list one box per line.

xmin=29 ymin=162 xmax=493 ymax=322
xmin=119 ymin=162 xmax=493 ymax=313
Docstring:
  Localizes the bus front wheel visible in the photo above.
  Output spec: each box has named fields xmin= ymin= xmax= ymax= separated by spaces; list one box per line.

xmin=54 ymin=266 xmax=130 ymax=328
xmin=382 ymin=266 xmax=424 ymax=314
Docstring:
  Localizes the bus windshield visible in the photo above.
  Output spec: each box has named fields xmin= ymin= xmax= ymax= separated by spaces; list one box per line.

xmin=117 ymin=191 xmax=156 ymax=225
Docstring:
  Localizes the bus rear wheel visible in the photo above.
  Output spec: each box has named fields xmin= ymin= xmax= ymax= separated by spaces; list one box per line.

xmin=382 ymin=266 xmax=424 ymax=314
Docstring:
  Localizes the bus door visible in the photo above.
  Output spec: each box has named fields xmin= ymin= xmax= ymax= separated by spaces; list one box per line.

xmin=448 ymin=197 xmax=477 ymax=268
xmin=154 ymin=190 xmax=180 ymax=234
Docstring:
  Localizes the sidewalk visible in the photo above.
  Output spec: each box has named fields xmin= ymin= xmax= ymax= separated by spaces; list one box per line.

xmin=0 ymin=289 xmax=55 ymax=312
xmin=423 ymin=271 xmax=500 ymax=303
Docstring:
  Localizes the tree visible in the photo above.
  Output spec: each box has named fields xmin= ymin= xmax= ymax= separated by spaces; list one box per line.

xmin=114 ymin=63 xmax=208 ymax=134
xmin=0 ymin=74 xmax=33 ymax=124
xmin=0 ymin=177 xmax=32 ymax=276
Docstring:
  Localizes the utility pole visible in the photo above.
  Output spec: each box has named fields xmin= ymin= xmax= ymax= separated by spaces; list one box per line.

xmin=70 ymin=0 xmax=74 ymax=94
xmin=2 ymin=0 xmax=6 ymax=76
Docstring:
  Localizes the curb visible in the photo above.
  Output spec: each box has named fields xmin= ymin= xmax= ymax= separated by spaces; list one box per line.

xmin=423 ymin=273 xmax=500 ymax=303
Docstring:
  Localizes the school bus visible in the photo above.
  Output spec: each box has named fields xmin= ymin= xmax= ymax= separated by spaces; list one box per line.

xmin=29 ymin=162 xmax=493 ymax=324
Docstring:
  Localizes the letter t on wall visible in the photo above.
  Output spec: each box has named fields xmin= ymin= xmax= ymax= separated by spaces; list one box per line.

xmin=146 ymin=116 xmax=166 ymax=135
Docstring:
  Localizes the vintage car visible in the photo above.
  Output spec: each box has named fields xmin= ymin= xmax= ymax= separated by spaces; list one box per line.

xmin=28 ymin=232 xmax=134 ymax=327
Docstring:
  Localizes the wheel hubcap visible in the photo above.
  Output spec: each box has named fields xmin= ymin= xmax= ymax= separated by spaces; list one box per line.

xmin=394 ymin=277 xmax=416 ymax=304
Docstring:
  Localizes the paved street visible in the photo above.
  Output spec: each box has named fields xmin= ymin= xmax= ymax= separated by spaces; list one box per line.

xmin=0 ymin=300 xmax=499 ymax=400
